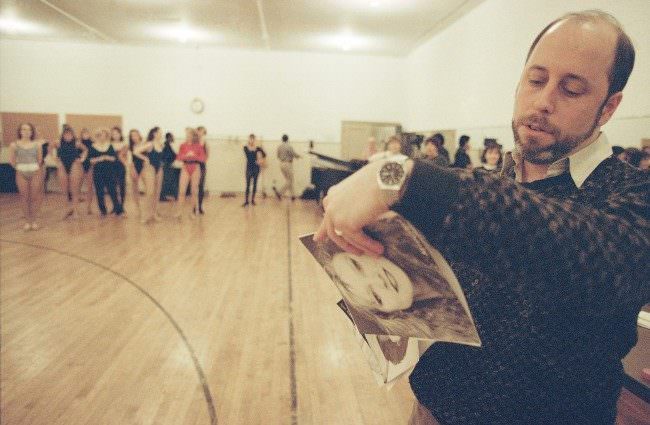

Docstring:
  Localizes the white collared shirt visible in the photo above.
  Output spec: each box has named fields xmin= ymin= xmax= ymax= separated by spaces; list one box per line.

xmin=506 ymin=132 xmax=612 ymax=188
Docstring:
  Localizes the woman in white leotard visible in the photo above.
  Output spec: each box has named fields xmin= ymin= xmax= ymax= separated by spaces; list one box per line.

xmin=8 ymin=123 xmax=44 ymax=231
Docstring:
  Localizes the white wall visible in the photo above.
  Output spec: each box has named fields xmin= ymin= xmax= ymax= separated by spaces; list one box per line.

xmin=0 ymin=40 xmax=406 ymax=142
xmin=0 ymin=40 xmax=405 ymax=141
xmin=2 ymin=1 xmax=649 ymax=192
xmin=406 ymin=0 xmax=650 ymax=150
xmin=0 ymin=39 xmax=405 ymax=191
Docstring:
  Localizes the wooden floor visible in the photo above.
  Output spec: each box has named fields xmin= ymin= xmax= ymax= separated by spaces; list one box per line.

xmin=0 ymin=193 xmax=415 ymax=425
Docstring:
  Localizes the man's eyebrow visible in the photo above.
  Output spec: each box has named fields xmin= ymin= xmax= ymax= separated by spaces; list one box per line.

xmin=527 ymin=65 xmax=589 ymax=86
xmin=528 ymin=65 xmax=547 ymax=72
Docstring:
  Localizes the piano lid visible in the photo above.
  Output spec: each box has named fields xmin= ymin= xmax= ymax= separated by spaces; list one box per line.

xmin=309 ymin=151 xmax=367 ymax=171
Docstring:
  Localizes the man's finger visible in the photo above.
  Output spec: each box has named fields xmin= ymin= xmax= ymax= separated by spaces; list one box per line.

xmin=326 ymin=220 xmax=363 ymax=255
xmin=314 ymin=219 xmax=328 ymax=241
xmin=344 ymin=230 xmax=384 ymax=257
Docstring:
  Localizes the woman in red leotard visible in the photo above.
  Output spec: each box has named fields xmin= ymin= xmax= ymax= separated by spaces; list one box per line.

xmin=174 ymin=128 xmax=206 ymax=218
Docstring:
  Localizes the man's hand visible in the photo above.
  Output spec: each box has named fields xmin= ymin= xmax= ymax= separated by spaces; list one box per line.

xmin=314 ymin=160 xmax=389 ymax=256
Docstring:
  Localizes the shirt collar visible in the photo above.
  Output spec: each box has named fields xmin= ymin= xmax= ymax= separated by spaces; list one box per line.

xmin=503 ymin=132 xmax=611 ymax=188
xmin=568 ymin=132 xmax=612 ymax=188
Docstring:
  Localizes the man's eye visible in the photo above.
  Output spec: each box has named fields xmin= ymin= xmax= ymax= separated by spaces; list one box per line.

xmin=383 ymin=268 xmax=398 ymax=291
xmin=529 ymin=79 xmax=544 ymax=86
xmin=562 ymin=87 xmax=582 ymax=97
xmin=350 ymin=258 xmax=362 ymax=272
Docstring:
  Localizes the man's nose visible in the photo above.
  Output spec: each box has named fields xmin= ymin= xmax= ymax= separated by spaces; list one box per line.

xmin=533 ymin=84 xmax=557 ymax=114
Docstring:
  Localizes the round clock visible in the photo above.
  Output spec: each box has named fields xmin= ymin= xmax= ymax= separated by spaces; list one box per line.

xmin=190 ymin=98 xmax=204 ymax=114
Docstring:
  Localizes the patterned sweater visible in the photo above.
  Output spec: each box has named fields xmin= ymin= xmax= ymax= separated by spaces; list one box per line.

xmin=393 ymin=156 xmax=650 ymax=424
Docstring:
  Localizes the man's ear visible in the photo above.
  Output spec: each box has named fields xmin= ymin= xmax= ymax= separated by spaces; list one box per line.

xmin=597 ymin=92 xmax=623 ymax=127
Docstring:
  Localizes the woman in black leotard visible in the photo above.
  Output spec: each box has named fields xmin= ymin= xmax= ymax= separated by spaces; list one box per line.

xmin=111 ymin=127 xmax=128 ymax=215
xmin=134 ymin=126 xmax=164 ymax=224
xmin=160 ymin=132 xmax=178 ymax=201
xmin=79 ymin=128 xmax=95 ymax=214
xmin=88 ymin=127 xmax=123 ymax=216
xmin=127 ymin=129 xmax=145 ymax=217
xmin=242 ymin=133 xmax=264 ymax=206
xmin=55 ymin=125 xmax=87 ymax=219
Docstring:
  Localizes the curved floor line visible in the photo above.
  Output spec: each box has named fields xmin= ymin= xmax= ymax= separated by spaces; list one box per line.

xmin=0 ymin=239 xmax=218 ymax=425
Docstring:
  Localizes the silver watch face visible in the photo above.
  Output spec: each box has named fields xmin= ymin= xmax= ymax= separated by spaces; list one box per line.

xmin=379 ymin=161 xmax=405 ymax=186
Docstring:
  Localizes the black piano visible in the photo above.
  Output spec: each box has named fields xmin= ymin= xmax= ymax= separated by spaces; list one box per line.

xmin=308 ymin=151 xmax=367 ymax=201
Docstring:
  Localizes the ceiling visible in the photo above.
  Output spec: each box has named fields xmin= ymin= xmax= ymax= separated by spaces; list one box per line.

xmin=0 ymin=0 xmax=483 ymax=56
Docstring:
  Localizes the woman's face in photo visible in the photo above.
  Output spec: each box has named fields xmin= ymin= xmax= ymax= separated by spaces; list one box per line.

xmin=20 ymin=124 xmax=33 ymax=140
xmin=63 ymin=130 xmax=74 ymax=142
xmin=331 ymin=252 xmax=414 ymax=313
xmin=81 ymin=129 xmax=90 ymax=140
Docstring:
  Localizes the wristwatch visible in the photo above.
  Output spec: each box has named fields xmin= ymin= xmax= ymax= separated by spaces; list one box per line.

xmin=377 ymin=157 xmax=412 ymax=207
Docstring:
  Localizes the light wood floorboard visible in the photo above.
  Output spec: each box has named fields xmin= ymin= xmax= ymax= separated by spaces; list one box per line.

xmin=1 ymin=193 xmax=414 ymax=425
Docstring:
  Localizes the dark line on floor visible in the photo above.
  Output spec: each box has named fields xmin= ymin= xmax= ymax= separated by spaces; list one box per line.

xmin=0 ymin=239 xmax=218 ymax=425
xmin=286 ymin=205 xmax=298 ymax=425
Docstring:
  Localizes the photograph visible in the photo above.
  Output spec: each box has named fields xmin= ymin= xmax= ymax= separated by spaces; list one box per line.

xmin=301 ymin=212 xmax=481 ymax=345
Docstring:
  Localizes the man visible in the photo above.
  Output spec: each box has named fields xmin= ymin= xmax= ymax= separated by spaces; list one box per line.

xmin=315 ymin=10 xmax=648 ymax=424
xmin=273 ymin=134 xmax=301 ymax=200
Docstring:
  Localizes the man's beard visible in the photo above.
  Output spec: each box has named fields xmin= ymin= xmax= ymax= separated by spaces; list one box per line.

xmin=511 ymin=110 xmax=601 ymax=165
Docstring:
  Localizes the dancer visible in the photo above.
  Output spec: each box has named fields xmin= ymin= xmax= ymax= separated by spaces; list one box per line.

xmin=134 ymin=127 xmax=164 ymax=224
xmin=128 ymin=129 xmax=145 ymax=217
xmin=79 ymin=128 xmax=95 ymax=214
xmin=256 ymin=137 xmax=268 ymax=198
xmin=196 ymin=126 xmax=208 ymax=214
xmin=160 ymin=132 xmax=178 ymax=201
xmin=8 ymin=123 xmax=44 ymax=230
xmin=55 ymin=125 xmax=87 ymax=219
xmin=175 ymin=128 xmax=206 ymax=218
xmin=242 ymin=134 xmax=264 ymax=206
xmin=88 ymin=128 xmax=123 ymax=216
xmin=111 ymin=127 xmax=128 ymax=214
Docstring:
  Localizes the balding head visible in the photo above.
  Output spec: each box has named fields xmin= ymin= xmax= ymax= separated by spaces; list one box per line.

xmin=526 ymin=10 xmax=635 ymax=97
xmin=511 ymin=11 xmax=633 ymax=165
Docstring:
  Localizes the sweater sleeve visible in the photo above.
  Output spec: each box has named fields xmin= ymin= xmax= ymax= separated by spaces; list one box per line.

xmin=392 ymin=160 xmax=650 ymax=316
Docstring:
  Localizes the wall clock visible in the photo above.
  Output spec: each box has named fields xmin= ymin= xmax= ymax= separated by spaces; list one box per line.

xmin=191 ymin=98 xmax=204 ymax=114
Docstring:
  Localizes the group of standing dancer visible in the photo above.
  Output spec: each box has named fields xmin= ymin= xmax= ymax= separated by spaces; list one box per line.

xmin=8 ymin=121 xmax=305 ymax=230
xmin=8 ymin=123 xmax=210 ymax=230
